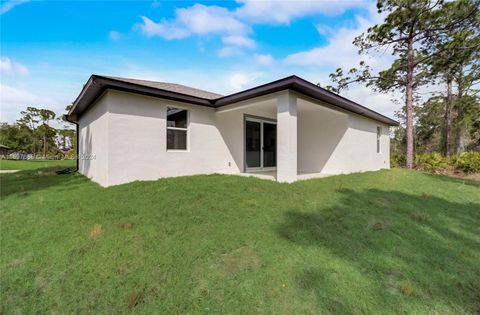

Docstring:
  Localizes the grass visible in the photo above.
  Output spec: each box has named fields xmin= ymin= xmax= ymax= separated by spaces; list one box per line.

xmin=0 ymin=159 xmax=75 ymax=170
xmin=1 ymin=168 xmax=479 ymax=314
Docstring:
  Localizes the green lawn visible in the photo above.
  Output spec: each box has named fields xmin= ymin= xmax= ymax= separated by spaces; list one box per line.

xmin=0 ymin=159 xmax=75 ymax=170
xmin=1 ymin=168 xmax=479 ymax=314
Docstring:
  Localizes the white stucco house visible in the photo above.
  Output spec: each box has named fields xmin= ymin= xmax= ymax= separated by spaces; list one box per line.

xmin=66 ymin=75 xmax=398 ymax=187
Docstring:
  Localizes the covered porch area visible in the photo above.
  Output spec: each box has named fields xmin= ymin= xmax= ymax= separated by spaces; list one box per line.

xmin=215 ymin=90 xmax=349 ymax=183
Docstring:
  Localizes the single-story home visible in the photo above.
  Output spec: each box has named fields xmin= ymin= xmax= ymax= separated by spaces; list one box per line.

xmin=66 ymin=75 xmax=398 ymax=187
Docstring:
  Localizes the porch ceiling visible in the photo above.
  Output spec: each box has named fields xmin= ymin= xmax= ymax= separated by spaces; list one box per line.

xmin=216 ymin=92 xmax=350 ymax=118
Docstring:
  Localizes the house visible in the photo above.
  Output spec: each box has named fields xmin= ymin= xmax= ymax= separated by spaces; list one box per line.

xmin=0 ymin=144 xmax=11 ymax=158
xmin=66 ymin=75 xmax=398 ymax=187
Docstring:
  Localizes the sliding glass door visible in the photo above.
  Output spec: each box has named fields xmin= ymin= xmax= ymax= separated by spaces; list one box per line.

xmin=245 ymin=118 xmax=276 ymax=170
xmin=263 ymin=122 xmax=276 ymax=167
xmin=245 ymin=120 xmax=261 ymax=168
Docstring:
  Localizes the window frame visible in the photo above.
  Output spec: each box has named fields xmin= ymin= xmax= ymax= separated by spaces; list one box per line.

xmin=376 ymin=126 xmax=381 ymax=154
xmin=166 ymin=107 xmax=189 ymax=152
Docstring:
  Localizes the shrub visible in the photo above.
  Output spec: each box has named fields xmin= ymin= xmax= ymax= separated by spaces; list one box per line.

xmin=391 ymin=154 xmax=406 ymax=168
xmin=415 ymin=153 xmax=447 ymax=172
xmin=453 ymin=151 xmax=480 ymax=173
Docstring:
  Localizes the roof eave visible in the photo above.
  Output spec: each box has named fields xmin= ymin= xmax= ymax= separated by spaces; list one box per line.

xmin=213 ymin=76 xmax=399 ymax=126
xmin=68 ymin=75 xmax=213 ymax=121
xmin=70 ymin=74 xmax=399 ymax=126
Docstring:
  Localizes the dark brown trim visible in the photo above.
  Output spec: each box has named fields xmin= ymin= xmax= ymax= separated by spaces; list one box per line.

xmin=69 ymin=74 xmax=399 ymax=126
xmin=68 ymin=75 xmax=213 ymax=120
xmin=244 ymin=114 xmax=277 ymax=123
xmin=215 ymin=76 xmax=398 ymax=126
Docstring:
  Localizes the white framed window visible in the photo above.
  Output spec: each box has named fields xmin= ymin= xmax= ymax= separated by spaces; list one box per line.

xmin=167 ymin=107 xmax=188 ymax=151
xmin=376 ymin=126 xmax=381 ymax=153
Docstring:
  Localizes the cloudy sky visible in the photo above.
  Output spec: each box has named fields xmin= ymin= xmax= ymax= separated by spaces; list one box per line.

xmin=0 ymin=0 xmax=397 ymax=123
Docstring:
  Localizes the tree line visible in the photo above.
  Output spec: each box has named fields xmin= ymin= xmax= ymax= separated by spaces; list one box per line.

xmin=0 ymin=105 xmax=76 ymax=159
xmin=327 ymin=0 xmax=479 ymax=168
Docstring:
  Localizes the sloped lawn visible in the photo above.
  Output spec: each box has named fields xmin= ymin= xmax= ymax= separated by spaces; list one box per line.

xmin=0 ymin=159 xmax=75 ymax=170
xmin=1 ymin=168 xmax=479 ymax=314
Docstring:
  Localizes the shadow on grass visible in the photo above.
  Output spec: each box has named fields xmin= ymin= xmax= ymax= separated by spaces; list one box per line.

xmin=0 ymin=167 xmax=87 ymax=198
xmin=277 ymin=188 xmax=480 ymax=313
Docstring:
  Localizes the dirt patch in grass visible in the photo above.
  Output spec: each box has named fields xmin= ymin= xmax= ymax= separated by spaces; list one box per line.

xmin=89 ymin=224 xmax=101 ymax=239
xmin=217 ymin=246 xmax=262 ymax=277
xmin=421 ymin=192 xmax=430 ymax=199
xmin=125 ymin=290 xmax=143 ymax=308
xmin=399 ymin=280 xmax=417 ymax=296
xmin=119 ymin=223 xmax=133 ymax=230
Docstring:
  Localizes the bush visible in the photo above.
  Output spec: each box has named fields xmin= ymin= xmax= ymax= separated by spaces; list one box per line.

xmin=415 ymin=153 xmax=447 ymax=172
xmin=391 ymin=154 xmax=406 ymax=168
xmin=453 ymin=151 xmax=480 ymax=173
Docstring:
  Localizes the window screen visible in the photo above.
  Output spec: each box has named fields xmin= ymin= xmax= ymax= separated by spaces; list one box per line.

xmin=167 ymin=108 xmax=188 ymax=150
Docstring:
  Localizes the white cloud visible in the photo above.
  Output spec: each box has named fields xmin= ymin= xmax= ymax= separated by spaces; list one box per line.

xmin=284 ymin=12 xmax=391 ymax=71
xmin=218 ymin=46 xmax=243 ymax=58
xmin=254 ymin=53 xmax=274 ymax=66
xmin=341 ymin=85 xmax=398 ymax=119
xmin=138 ymin=1 xmax=366 ymax=41
xmin=235 ymin=0 xmax=367 ymax=24
xmin=0 ymin=57 xmax=29 ymax=76
xmin=109 ymin=31 xmax=121 ymax=40
xmin=140 ymin=16 xmax=189 ymax=39
xmin=0 ymin=0 xmax=29 ymax=15
xmin=140 ymin=4 xmax=250 ymax=41
xmin=0 ymin=84 xmax=61 ymax=122
xmin=222 ymin=35 xmax=255 ymax=48
xmin=218 ymin=35 xmax=256 ymax=57
xmin=283 ymin=2 xmax=395 ymax=83
xmin=227 ymin=72 xmax=264 ymax=91
xmin=137 ymin=1 xmax=369 ymax=58
xmin=281 ymin=4 xmax=399 ymax=119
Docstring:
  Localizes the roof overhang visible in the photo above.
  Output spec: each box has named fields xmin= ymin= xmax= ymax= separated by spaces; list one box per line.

xmin=68 ymin=75 xmax=399 ymax=126
xmin=68 ymin=75 xmax=212 ymax=119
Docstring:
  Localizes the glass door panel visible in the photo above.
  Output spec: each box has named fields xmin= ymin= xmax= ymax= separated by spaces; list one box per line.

xmin=263 ymin=122 xmax=276 ymax=167
xmin=245 ymin=120 xmax=261 ymax=168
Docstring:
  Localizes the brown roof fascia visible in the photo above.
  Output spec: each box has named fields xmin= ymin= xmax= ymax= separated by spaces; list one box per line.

xmin=68 ymin=75 xmax=213 ymax=118
xmin=69 ymin=74 xmax=399 ymax=126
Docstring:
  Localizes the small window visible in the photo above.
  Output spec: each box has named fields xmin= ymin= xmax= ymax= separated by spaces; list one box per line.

xmin=376 ymin=126 xmax=381 ymax=153
xmin=167 ymin=107 xmax=188 ymax=150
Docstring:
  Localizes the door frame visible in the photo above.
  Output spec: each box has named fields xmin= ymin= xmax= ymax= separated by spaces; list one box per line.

xmin=243 ymin=114 xmax=277 ymax=172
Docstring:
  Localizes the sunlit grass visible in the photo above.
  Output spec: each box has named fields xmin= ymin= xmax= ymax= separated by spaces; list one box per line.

xmin=1 ymin=168 xmax=479 ymax=314
xmin=0 ymin=159 xmax=75 ymax=170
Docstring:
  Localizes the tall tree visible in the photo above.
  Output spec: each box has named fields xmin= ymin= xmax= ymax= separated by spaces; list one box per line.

xmin=37 ymin=109 xmax=56 ymax=158
xmin=328 ymin=0 xmax=479 ymax=168
xmin=453 ymin=45 xmax=480 ymax=153
xmin=17 ymin=107 xmax=40 ymax=156
xmin=428 ymin=2 xmax=480 ymax=155
xmin=415 ymin=96 xmax=445 ymax=153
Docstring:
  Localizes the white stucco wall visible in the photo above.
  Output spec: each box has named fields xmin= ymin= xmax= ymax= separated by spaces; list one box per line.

xmin=77 ymin=89 xmax=391 ymax=186
xmin=215 ymin=101 xmax=277 ymax=173
xmin=297 ymin=98 xmax=390 ymax=175
xmin=106 ymin=90 xmax=240 ymax=186
xmin=78 ymin=94 xmax=109 ymax=186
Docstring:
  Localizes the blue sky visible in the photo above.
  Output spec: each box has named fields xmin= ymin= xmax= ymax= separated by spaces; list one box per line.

xmin=0 ymin=0 xmax=396 ymax=123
